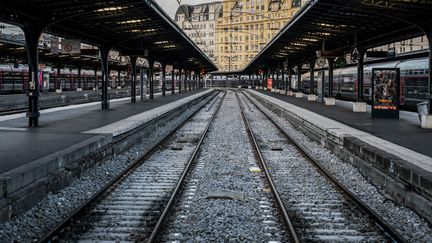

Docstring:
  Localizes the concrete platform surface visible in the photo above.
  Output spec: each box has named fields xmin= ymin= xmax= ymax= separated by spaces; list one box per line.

xmin=254 ymin=89 xmax=432 ymax=159
xmin=0 ymin=89 xmax=207 ymax=173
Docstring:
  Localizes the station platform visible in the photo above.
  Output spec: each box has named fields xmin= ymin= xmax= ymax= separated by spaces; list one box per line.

xmin=0 ymin=89 xmax=206 ymax=174
xmin=0 ymin=88 xmax=214 ymax=221
xmin=254 ymin=89 xmax=432 ymax=158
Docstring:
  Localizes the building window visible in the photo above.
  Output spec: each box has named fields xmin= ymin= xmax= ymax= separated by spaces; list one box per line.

xmin=292 ymin=0 xmax=301 ymax=7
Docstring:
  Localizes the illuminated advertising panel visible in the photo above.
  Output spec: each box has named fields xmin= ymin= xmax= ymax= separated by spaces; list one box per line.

xmin=372 ymin=68 xmax=400 ymax=118
xmin=267 ymin=78 xmax=273 ymax=91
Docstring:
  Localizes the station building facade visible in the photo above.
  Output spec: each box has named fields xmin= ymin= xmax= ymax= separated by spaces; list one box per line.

xmin=175 ymin=0 xmax=306 ymax=72
xmin=215 ymin=0 xmax=305 ymax=71
xmin=174 ymin=2 xmax=223 ymax=65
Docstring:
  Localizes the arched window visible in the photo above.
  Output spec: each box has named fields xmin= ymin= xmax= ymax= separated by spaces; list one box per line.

xmin=292 ymin=0 xmax=301 ymax=7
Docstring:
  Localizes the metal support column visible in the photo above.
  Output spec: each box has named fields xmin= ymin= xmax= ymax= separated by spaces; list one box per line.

xmin=328 ymin=58 xmax=335 ymax=98
xmin=77 ymin=66 xmax=82 ymax=90
xmin=148 ymin=59 xmax=154 ymax=100
xmin=161 ymin=63 xmax=166 ymax=96
xmin=188 ymin=71 xmax=190 ymax=91
xmin=23 ymin=23 xmax=43 ymax=127
xmin=357 ymin=49 xmax=365 ymax=102
xmin=297 ymin=64 xmax=302 ymax=92
xmin=310 ymin=60 xmax=316 ymax=95
xmin=288 ymin=68 xmax=292 ymax=92
xmin=129 ymin=56 xmax=137 ymax=103
xmin=178 ymin=68 xmax=182 ymax=94
xmin=94 ymin=69 xmax=98 ymax=90
xmin=100 ymin=46 xmax=110 ymax=110
xmin=282 ymin=69 xmax=286 ymax=94
xmin=191 ymin=72 xmax=194 ymax=90
xmin=117 ymin=69 xmax=121 ymax=88
xmin=271 ymin=70 xmax=275 ymax=90
xmin=57 ymin=65 xmax=61 ymax=90
xmin=140 ymin=67 xmax=145 ymax=101
xmin=184 ymin=70 xmax=187 ymax=92
xmin=171 ymin=66 xmax=175 ymax=95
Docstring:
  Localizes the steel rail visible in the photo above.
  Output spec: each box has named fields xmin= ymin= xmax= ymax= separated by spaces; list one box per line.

xmin=235 ymin=91 xmax=300 ymax=243
xmin=39 ymin=91 xmax=220 ymax=243
xmin=147 ymin=91 xmax=227 ymax=243
xmin=242 ymin=91 xmax=408 ymax=243
xmin=0 ymin=107 xmax=27 ymax=115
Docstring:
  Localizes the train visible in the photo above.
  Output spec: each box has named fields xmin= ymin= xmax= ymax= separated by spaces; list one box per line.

xmin=0 ymin=64 xmax=129 ymax=94
xmin=0 ymin=63 xmax=190 ymax=95
xmin=295 ymin=58 xmax=429 ymax=111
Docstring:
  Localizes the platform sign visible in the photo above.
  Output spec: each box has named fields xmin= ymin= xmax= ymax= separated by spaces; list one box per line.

xmin=61 ymin=39 xmax=81 ymax=55
xmin=372 ymin=68 xmax=400 ymax=118
xmin=267 ymin=78 xmax=273 ymax=91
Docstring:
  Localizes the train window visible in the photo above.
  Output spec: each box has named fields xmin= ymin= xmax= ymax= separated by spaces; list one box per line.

xmin=364 ymin=88 xmax=370 ymax=95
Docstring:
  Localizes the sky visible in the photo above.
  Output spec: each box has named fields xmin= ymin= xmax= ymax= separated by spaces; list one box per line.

xmin=155 ymin=0 xmax=214 ymax=19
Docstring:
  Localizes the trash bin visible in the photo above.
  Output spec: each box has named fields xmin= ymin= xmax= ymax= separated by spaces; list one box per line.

xmin=417 ymin=101 xmax=429 ymax=122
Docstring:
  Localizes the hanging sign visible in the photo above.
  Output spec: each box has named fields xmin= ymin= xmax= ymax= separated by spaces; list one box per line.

xmin=61 ymin=39 xmax=81 ymax=54
xmin=351 ymin=47 xmax=359 ymax=61
xmin=372 ymin=68 xmax=400 ymax=118
xmin=316 ymin=57 xmax=326 ymax=67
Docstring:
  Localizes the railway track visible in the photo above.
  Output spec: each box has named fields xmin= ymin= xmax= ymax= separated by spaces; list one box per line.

xmin=153 ymin=91 xmax=291 ymax=242
xmin=238 ymin=91 xmax=407 ymax=243
xmin=39 ymin=91 xmax=225 ymax=242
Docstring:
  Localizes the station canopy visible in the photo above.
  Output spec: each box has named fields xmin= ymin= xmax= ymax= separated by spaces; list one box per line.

xmin=244 ymin=0 xmax=432 ymax=72
xmin=0 ymin=39 xmax=129 ymax=70
xmin=0 ymin=0 xmax=217 ymax=72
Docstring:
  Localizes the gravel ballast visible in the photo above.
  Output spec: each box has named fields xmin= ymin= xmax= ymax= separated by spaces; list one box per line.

xmin=57 ymin=93 xmax=223 ymax=242
xmin=161 ymin=91 xmax=289 ymax=242
xmin=244 ymin=91 xmax=432 ymax=242
xmin=239 ymin=93 xmax=388 ymax=241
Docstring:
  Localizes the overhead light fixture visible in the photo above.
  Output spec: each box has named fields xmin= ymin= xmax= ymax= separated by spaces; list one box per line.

xmin=118 ymin=18 xmax=150 ymax=24
xmin=318 ymin=23 xmax=337 ymax=28
xmin=319 ymin=32 xmax=331 ymax=36
xmin=95 ymin=6 xmax=128 ymax=12
xmin=154 ymin=40 xmax=169 ymax=45
xmin=128 ymin=28 xmax=157 ymax=33
xmin=302 ymin=38 xmax=319 ymax=42
xmin=162 ymin=45 xmax=176 ymax=49
xmin=292 ymin=42 xmax=307 ymax=47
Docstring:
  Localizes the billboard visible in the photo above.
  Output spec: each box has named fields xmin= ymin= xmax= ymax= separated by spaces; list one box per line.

xmin=372 ymin=68 xmax=400 ymax=118
xmin=267 ymin=78 xmax=272 ymax=91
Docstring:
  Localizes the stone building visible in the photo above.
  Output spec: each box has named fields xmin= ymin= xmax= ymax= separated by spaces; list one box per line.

xmin=175 ymin=2 xmax=223 ymax=64
xmin=215 ymin=0 xmax=304 ymax=71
